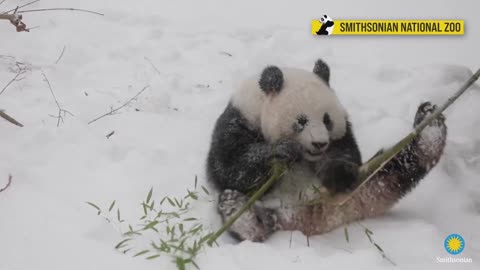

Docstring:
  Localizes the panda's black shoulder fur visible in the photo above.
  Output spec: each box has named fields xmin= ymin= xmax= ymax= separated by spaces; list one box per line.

xmin=207 ymin=103 xmax=272 ymax=193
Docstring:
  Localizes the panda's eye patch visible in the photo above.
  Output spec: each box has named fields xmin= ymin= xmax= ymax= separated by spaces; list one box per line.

xmin=323 ymin=113 xmax=333 ymax=131
xmin=293 ymin=114 xmax=309 ymax=132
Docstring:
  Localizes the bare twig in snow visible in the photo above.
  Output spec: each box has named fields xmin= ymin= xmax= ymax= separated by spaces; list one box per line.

xmin=2 ymin=1 xmax=103 ymax=32
xmin=41 ymin=72 xmax=73 ymax=127
xmin=0 ymin=110 xmax=23 ymax=127
xmin=106 ymin=130 xmax=115 ymax=139
xmin=0 ymin=64 xmax=26 ymax=96
xmin=2 ymin=0 xmax=41 ymax=14
xmin=88 ymin=85 xmax=150 ymax=125
xmin=0 ymin=174 xmax=12 ymax=193
xmin=18 ymin=8 xmax=104 ymax=16
xmin=220 ymin=51 xmax=232 ymax=57
xmin=144 ymin=57 xmax=161 ymax=75
xmin=0 ymin=0 xmax=6 ymax=7
xmin=54 ymin=45 xmax=66 ymax=64
xmin=1 ymin=62 xmax=27 ymax=93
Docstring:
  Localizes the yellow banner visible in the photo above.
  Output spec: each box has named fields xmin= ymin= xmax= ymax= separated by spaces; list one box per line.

xmin=312 ymin=20 xmax=464 ymax=35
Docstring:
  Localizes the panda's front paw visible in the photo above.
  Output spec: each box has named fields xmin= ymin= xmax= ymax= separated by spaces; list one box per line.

xmin=414 ymin=101 xmax=446 ymax=128
xmin=322 ymin=160 xmax=359 ymax=194
xmin=218 ymin=189 xmax=247 ymax=217
xmin=273 ymin=139 xmax=304 ymax=162
xmin=217 ymin=189 xmax=274 ymax=242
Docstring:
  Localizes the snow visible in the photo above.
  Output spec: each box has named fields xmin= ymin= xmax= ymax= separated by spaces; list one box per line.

xmin=0 ymin=0 xmax=479 ymax=269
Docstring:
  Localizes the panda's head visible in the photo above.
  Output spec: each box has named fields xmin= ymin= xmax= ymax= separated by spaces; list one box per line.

xmin=257 ymin=61 xmax=347 ymax=161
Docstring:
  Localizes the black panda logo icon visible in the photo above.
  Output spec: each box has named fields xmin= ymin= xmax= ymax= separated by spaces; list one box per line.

xmin=316 ymin=15 xmax=335 ymax=35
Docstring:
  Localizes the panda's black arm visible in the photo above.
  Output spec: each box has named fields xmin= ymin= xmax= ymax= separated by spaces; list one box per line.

xmin=326 ymin=121 xmax=362 ymax=165
xmin=320 ymin=121 xmax=362 ymax=193
xmin=207 ymin=104 xmax=274 ymax=193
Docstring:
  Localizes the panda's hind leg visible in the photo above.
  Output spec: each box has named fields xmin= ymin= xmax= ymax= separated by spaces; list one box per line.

xmin=413 ymin=102 xmax=447 ymax=163
xmin=217 ymin=189 xmax=279 ymax=242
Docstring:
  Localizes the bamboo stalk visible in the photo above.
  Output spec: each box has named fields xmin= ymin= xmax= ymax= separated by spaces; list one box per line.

xmin=207 ymin=162 xmax=287 ymax=246
xmin=337 ymin=68 xmax=480 ymax=205
xmin=0 ymin=110 xmax=24 ymax=127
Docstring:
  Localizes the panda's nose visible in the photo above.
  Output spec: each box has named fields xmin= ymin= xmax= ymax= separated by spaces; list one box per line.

xmin=312 ymin=142 xmax=328 ymax=150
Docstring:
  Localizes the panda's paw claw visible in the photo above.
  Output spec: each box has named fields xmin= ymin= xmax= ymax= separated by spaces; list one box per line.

xmin=414 ymin=101 xmax=445 ymax=127
xmin=217 ymin=190 xmax=273 ymax=242
xmin=218 ymin=189 xmax=247 ymax=217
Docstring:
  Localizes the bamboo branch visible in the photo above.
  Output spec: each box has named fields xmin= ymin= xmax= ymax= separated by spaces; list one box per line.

xmin=0 ymin=174 xmax=12 ymax=193
xmin=0 ymin=64 xmax=27 ymax=96
xmin=17 ymin=8 xmax=104 ymax=16
xmin=42 ymin=72 xmax=73 ymax=127
xmin=207 ymin=162 xmax=287 ymax=245
xmin=88 ymin=85 xmax=150 ymax=125
xmin=0 ymin=110 xmax=23 ymax=127
xmin=2 ymin=0 xmax=41 ymax=14
xmin=54 ymin=45 xmax=66 ymax=64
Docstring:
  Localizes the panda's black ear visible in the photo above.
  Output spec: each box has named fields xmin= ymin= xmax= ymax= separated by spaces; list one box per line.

xmin=313 ymin=59 xmax=330 ymax=85
xmin=259 ymin=66 xmax=284 ymax=94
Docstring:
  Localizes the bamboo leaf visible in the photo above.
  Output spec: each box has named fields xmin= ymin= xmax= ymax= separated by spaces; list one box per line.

xmin=344 ymin=227 xmax=349 ymax=243
xmin=201 ymin=185 xmax=210 ymax=195
xmin=160 ymin=197 xmax=167 ymax=205
xmin=144 ymin=220 xmax=159 ymax=230
xmin=146 ymin=187 xmax=153 ymax=204
xmin=374 ymin=243 xmax=384 ymax=252
xmin=176 ymin=257 xmax=186 ymax=270
xmin=133 ymin=250 xmax=150 ymax=257
xmin=86 ymin=201 xmax=101 ymax=214
xmin=167 ymin=197 xmax=175 ymax=207
xmin=146 ymin=254 xmax=161 ymax=260
xmin=108 ymin=200 xmax=116 ymax=212
xmin=191 ymin=260 xmax=200 ymax=270
xmin=115 ymin=238 xmax=132 ymax=249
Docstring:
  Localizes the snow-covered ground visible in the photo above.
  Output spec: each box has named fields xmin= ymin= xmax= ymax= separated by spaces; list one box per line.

xmin=1 ymin=0 xmax=479 ymax=269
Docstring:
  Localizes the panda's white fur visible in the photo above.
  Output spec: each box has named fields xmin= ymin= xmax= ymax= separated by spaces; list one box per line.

xmin=232 ymin=67 xmax=347 ymax=161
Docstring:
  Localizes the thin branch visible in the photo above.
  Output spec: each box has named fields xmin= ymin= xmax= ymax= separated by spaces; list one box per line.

xmin=144 ymin=57 xmax=161 ymax=76
xmin=0 ymin=174 xmax=12 ymax=193
xmin=0 ymin=0 xmax=6 ymax=7
xmin=220 ymin=51 xmax=233 ymax=57
xmin=41 ymin=72 xmax=73 ymax=127
xmin=54 ymin=45 xmax=66 ymax=64
xmin=106 ymin=130 xmax=115 ymax=139
xmin=0 ymin=65 xmax=26 ymax=96
xmin=0 ymin=110 xmax=23 ymax=127
xmin=18 ymin=8 xmax=104 ymax=16
xmin=88 ymin=85 xmax=150 ymax=125
xmin=2 ymin=0 xmax=40 ymax=14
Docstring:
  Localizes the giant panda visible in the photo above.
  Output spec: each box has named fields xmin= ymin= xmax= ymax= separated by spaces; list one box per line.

xmin=206 ymin=59 xmax=447 ymax=242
